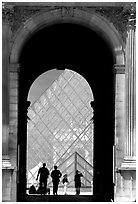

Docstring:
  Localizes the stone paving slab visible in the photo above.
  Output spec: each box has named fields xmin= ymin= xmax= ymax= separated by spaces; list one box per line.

xmin=18 ymin=194 xmax=110 ymax=202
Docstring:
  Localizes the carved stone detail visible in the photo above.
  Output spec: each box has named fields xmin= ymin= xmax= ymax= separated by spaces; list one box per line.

xmin=127 ymin=3 xmax=136 ymax=30
xmin=79 ymin=4 xmax=136 ymax=42
xmin=11 ymin=7 xmax=41 ymax=33
xmin=61 ymin=7 xmax=74 ymax=17
xmin=2 ymin=3 xmax=136 ymax=42
xmin=2 ymin=3 xmax=15 ymax=25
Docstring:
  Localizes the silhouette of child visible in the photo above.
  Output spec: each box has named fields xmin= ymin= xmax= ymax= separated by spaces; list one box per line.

xmin=62 ymin=174 xmax=69 ymax=195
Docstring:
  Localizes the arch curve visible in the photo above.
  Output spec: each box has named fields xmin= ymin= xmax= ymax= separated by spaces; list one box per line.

xmin=10 ymin=8 xmax=125 ymax=65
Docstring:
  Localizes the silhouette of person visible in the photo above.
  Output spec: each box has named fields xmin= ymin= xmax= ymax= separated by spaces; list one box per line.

xmin=36 ymin=163 xmax=49 ymax=195
xmin=74 ymin=170 xmax=83 ymax=195
xmin=62 ymin=174 xmax=69 ymax=195
xmin=51 ymin=165 xmax=62 ymax=195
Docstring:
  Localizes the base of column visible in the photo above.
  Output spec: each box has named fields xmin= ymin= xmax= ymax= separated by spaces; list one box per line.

xmin=115 ymin=161 xmax=136 ymax=202
xmin=120 ymin=156 xmax=136 ymax=170
xmin=2 ymin=156 xmax=14 ymax=202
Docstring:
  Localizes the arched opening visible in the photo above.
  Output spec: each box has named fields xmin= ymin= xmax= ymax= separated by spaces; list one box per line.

xmin=27 ymin=69 xmax=94 ymax=195
xmin=18 ymin=22 xmax=114 ymax=200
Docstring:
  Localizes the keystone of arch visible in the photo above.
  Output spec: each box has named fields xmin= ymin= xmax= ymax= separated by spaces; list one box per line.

xmin=10 ymin=8 xmax=125 ymax=65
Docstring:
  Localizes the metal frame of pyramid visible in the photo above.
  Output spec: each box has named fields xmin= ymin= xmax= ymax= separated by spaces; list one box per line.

xmin=27 ymin=69 xmax=94 ymax=193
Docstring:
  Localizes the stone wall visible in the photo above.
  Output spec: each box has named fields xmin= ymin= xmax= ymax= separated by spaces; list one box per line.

xmin=2 ymin=2 xmax=136 ymax=202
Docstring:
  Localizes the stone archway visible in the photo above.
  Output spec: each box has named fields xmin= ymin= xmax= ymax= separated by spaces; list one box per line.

xmin=8 ymin=7 xmax=126 ymax=202
xmin=10 ymin=8 xmax=124 ymax=64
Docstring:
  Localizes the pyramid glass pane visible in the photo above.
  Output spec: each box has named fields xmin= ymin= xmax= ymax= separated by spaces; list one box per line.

xmin=27 ymin=69 xmax=94 ymax=194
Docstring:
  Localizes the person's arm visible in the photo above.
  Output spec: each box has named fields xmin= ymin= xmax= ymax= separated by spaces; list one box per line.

xmin=59 ymin=171 xmax=62 ymax=178
xmin=47 ymin=169 xmax=50 ymax=177
xmin=36 ymin=169 xmax=40 ymax=180
xmin=60 ymin=172 xmax=62 ymax=177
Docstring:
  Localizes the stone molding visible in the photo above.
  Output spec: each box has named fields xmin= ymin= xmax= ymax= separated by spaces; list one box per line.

xmin=2 ymin=2 xmax=136 ymax=42
xmin=120 ymin=156 xmax=136 ymax=170
xmin=115 ymin=156 xmax=136 ymax=172
xmin=114 ymin=64 xmax=125 ymax=74
xmin=9 ymin=63 xmax=19 ymax=143
xmin=2 ymin=159 xmax=14 ymax=170
xmin=9 ymin=9 xmax=125 ymax=65
xmin=61 ymin=6 xmax=74 ymax=17
xmin=9 ymin=63 xmax=20 ymax=73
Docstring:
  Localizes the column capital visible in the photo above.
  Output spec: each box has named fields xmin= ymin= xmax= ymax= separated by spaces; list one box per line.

xmin=113 ymin=64 xmax=125 ymax=74
xmin=9 ymin=63 xmax=20 ymax=73
xmin=127 ymin=3 xmax=136 ymax=31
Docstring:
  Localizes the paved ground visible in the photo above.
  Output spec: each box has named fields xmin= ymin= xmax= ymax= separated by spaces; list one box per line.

xmin=18 ymin=194 xmax=111 ymax=202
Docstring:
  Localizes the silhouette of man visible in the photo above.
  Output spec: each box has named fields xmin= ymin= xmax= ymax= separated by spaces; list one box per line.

xmin=51 ymin=165 xmax=62 ymax=195
xmin=36 ymin=163 xmax=49 ymax=195
xmin=74 ymin=170 xmax=83 ymax=195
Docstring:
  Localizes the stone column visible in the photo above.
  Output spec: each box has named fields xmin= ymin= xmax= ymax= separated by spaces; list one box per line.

xmin=2 ymin=5 xmax=14 ymax=201
xmin=114 ymin=65 xmax=126 ymax=166
xmin=9 ymin=63 xmax=20 ymax=202
xmin=121 ymin=3 xmax=136 ymax=170
xmin=114 ymin=64 xmax=125 ymax=201
xmin=114 ymin=4 xmax=136 ymax=201
xmin=2 ymin=6 xmax=11 ymax=168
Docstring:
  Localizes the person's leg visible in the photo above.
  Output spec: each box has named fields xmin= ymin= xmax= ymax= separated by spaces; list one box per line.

xmin=78 ymin=187 xmax=80 ymax=195
xmin=75 ymin=187 xmax=78 ymax=195
xmin=64 ymin=183 xmax=65 ymax=194
xmin=44 ymin=181 xmax=47 ymax=195
xmin=55 ymin=183 xmax=58 ymax=195
xmin=40 ymin=181 xmax=42 ymax=195
xmin=64 ymin=183 xmax=67 ymax=194
xmin=53 ymin=183 xmax=56 ymax=195
xmin=76 ymin=187 xmax=80 ymax=195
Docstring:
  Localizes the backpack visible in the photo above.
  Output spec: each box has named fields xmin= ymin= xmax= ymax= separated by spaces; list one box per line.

xmin=29 ymin=185 xmax=36 ymax=194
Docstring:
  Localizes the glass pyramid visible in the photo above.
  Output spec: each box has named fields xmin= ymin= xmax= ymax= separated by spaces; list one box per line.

xmin=27 ymin=69 xmax=94 ymax=193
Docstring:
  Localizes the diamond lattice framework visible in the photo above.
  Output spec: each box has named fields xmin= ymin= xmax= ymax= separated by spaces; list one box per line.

xmin=27 ymin=69 xmax=94 ymax=188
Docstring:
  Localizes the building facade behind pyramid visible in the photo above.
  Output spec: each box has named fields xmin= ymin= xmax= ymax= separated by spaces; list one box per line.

xmin=27 ymin=69 xmax=94 ymax=193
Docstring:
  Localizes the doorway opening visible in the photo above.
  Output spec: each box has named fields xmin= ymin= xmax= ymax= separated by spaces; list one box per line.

xmin=18 ymin=22 xmax=115 ymax=200
xmin=27 ymin=69 xmax=94 ymax=195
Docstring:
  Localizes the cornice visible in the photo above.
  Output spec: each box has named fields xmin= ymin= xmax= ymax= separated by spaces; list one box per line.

xmin=2 ymin=2 xmax=129 ymax=7
xmin=2 ymin=3 xmax=136 ymax=42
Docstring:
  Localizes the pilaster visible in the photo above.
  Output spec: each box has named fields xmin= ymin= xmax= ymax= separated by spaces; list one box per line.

xmin=113 ymin=64 xmax=125 ymax=201
xmin=9 ymin=63 xmax=20 ymax=160
xmin=114 ymin=4 xmax=136 ymax=201
xmin=121 ymin=5 xmax=136 ymax=170
xmin=2 ymin=10 xmax=13 ymax=172
xmin=114 ymin=64 xmax=125 ymax=167
xmin=2 ymin=17 xmax=15 ymax=201
xmin=8 ymin=63 xmax=20 ymax=202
